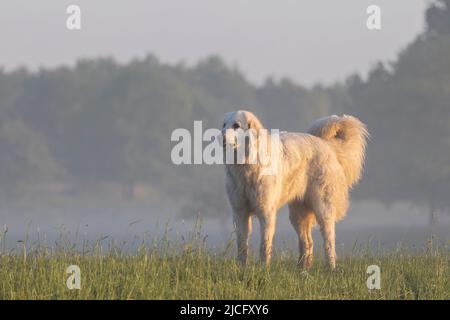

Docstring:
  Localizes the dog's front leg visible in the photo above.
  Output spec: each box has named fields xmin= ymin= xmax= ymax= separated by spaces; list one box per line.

xmin=258 ymin=213 xmax=276 ymax=266
xmin=233 ymin=212 xmax=252 ymax=265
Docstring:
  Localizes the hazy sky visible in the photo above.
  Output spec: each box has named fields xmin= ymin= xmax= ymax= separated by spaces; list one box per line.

xmin=0 ymin=0 xmax=427 ymax=85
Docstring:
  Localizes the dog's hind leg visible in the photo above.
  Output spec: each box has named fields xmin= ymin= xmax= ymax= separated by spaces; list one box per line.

xmin=289 ymin=202 xmax=315 ymax=269
xmin=315 ymin=212 xmax=336 ymax=270
xmin=258 ymin=213 xmax=276 ymax=266
xmin=234 ymin=212 xmax=252 ymax=265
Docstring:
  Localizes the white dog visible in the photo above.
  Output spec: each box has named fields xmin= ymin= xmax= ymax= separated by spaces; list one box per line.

xmin=222 ymin=110 xmax=368 ymax=269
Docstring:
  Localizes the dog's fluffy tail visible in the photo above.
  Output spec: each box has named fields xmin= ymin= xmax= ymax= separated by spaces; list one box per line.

xmin=308 ymin=115 xmax=369 ymax=188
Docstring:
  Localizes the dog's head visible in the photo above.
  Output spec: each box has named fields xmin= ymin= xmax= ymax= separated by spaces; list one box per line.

xmin=220 ymin=110 xmax=263 ymax=148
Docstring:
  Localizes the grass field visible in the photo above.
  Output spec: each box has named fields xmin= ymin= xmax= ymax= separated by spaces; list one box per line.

xmin=0 ymin=228 xmax=449 ymax=300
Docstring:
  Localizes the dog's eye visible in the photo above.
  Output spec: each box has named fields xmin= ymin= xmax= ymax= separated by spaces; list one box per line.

xmin=232 ymin=123 xmax=240 ymax=129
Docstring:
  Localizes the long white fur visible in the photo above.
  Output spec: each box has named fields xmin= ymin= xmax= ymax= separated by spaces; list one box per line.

xmin=222 ymin=110 xmax=368 ymax=269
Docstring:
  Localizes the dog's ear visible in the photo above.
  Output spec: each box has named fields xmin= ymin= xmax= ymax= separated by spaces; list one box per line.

xmin=245 ymin=112 xmax=263 ymax=131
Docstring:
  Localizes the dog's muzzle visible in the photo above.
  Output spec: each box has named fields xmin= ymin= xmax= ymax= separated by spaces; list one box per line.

xmin=220 ymin=129 xmax=239 ymax=148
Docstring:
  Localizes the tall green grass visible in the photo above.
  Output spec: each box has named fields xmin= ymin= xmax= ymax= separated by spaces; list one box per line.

xmin=0 ymin=225 xmax=448 ymax=300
